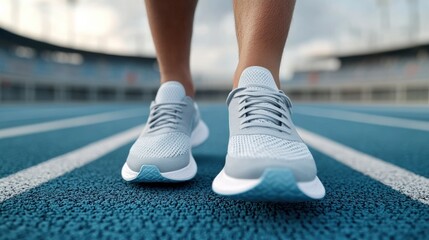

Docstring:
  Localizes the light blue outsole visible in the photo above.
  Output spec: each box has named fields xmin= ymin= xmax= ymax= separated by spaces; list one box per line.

xmin=128 ymin=165 xmax=179 ymax=183
xmin=229 ymin=168 xmax=317 ymax=202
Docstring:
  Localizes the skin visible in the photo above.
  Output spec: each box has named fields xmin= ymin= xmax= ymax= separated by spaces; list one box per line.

xmin=144 ymin=0 xmax=296 ymax=96
xmin=233 ymin=0 xmax=296 ymax=88
xmin=145 ymin=0 xmax=198 ymax=97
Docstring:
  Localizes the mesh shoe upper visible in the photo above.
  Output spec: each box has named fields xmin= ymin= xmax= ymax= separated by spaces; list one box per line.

xmin=228 ymin=135 xmax=312 ymax=160
xmin=130 ymin=132 xmax=190 ymax=159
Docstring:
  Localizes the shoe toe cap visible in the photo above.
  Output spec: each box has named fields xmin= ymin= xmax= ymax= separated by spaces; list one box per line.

xmin=126 ymin=132 xmax=191 ymax=173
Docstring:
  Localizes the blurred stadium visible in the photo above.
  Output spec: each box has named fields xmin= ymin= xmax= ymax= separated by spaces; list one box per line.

xmin=2 ymin=24 xmax=429 ymax=103
xmin=287 ymin=43 xmax=429 ymax=103
xmin=0 ymin=27 xmax=160 ymax=102
xmin=0 ymin=0 xmax=428 ymax=104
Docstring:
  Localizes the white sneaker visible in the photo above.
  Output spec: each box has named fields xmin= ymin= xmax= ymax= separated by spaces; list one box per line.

xmin=122 ymin=81 xmax=209 ymax=182
xmin=212 ymin=66 xmax=325 ymax=201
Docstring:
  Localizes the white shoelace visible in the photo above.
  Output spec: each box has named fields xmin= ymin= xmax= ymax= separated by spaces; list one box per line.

xmin=234 ymin=87 xmax=293 ymax=133
xmin=148 ymin=102 xmax=186 ymax=132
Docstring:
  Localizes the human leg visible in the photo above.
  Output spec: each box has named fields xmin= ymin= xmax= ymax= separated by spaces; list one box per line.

xmin=233 ymin=0 xmax=295 ymax=88
xmin=212 ymin=0 xmax=325 ymax=201
xmin=145 ymin=0 xmax=197 ymax=97
xmin=121 ymin=0 xmax=209 ymax=183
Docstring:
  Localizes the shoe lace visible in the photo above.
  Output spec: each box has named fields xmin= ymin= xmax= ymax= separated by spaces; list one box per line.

xmin=234 ymin=87 xmax=293 ymax=133
xmin=148 ymin=102 xmax=186 ymax=132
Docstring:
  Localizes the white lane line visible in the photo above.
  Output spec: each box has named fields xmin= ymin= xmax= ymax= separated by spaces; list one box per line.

xmin=0 ymin=107 xmax=142 ymax=122
xmin=296 ymin=104 xmax=429 ymax=113
xmin=0 ymin=109 xmax=98 ymax=122
xmin=295 ymin=107 xmax=429 ymax=132
xmin=0 ymin=124 xmax=143 ymax=203
xmin=0 ymin=109 xmax=146 ymax=139
xmin=298 ymin=127 xmax=429 ymax=205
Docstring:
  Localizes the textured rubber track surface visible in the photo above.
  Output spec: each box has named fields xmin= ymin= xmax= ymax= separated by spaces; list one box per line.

xmin=1 ymin=103 xmax=429 ymax=239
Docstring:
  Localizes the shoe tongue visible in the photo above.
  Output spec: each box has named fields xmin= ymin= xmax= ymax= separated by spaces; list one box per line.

xmin=238 ymin=66 xmax=278 ymax=91
xmin=238 ymin=67 xmax=281 ymax=126
xmin=155 ymin=81 xmax=186 ymax=103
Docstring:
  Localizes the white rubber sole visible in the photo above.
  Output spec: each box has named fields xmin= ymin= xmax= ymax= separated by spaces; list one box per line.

xmin=121 ymin=120 xmax=209 ymax=182
xmin=212 ymin=168 xmax=326 ymax=202
xmin=121 ymin=155 xmax=198 ymax=182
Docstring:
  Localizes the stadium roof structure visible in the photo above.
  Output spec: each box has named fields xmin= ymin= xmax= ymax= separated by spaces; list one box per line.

xmin=0 ymin=26 xmax=156 ymax=63
xmin=292 ymin=41 xmax=429 ymax=73
xmin=327 ymin=42 xmax=429 ymax=63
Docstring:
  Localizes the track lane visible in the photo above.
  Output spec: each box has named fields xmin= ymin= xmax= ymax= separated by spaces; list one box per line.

xmin=0 ymin=124 xmax=144 ymax=203
xmin=0 ymin=104 xmax=148 ymax=128
xmin=298 ymin=127 xmax=429 ymax=205
xmin=0 ymin=116 xmax=147 ymax=178
xmin=296 ymin=104 xmax=429 ymax=121
xmin=293 ymin=109 xmax=429 ymax=178
xmin=294 ymin=107 xmax=429 ymax=132
xmin=0 ymin=109 xmax=148 ymax=139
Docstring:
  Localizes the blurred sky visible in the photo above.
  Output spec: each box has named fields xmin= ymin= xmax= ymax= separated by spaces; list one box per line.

xmin=0 ymin=0 xmax=428 ymax=81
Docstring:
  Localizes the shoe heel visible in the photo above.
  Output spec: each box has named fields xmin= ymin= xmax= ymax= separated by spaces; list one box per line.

xmin=191 ymin=120 xmax=209 ymax=147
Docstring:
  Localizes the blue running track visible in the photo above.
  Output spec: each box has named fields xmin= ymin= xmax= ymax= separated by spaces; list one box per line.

xmin=1 ymin=103 xmax=428 ymax=239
